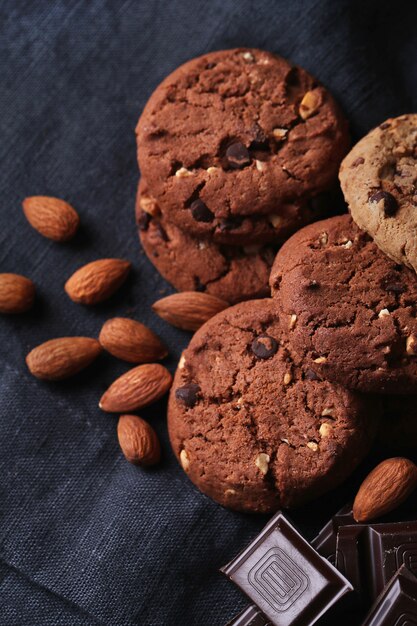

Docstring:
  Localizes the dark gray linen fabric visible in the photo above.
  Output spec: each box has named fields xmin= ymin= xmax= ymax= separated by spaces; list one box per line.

xmin=0 ymin=1 xmax=416 ymax=624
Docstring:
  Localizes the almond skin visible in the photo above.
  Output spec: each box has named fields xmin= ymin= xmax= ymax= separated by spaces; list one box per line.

xmin=99 ymin=363 xmax=172 ymax=412
xmin=99 ymin=317 xmax=167 ymax=363
xmin=65 ymin=259 xmax=131 ymax=305
xmin=22 ymin=196 xmax=80 ymax=241
xmin=152 ymin=292 xmax=228 ymax=331
xmin=117 ymin=414 xmax=160 ymax=466
xmin=353 ymin=457 xmax=417 ymax=522
xmin=26 ymin=337 xmax=102 ymax=380
xmin=0 ymin=273 xmax=35 ymax=313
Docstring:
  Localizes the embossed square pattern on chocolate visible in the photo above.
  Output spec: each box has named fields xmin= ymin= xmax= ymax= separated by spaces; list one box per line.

xmin=221 ymin=512 xmax=352 ymax=626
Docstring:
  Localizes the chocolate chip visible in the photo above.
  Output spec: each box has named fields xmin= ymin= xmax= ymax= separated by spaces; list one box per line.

xmin=369 ymin=190 xmax=398 ymax=217
xmin=383 ymin=281 xmax=405 ymax=294
xmin=250 ymin=124 xmax=269 ymax=150
xmin=251 ymin=334 xmax=278 ymax=359
xmin=175 ymin=383 xmax=201 ymax=408
xmin=190 ymin=199 xmax=214 ymax=223
xmin=351 ymin=157 xmax=365 ymax=167
xmin=380 ymin=122 xmax=391 ymax=130
xmin=225 ymin=142 xmax=251 ymax=168
xmin=155 ymin=223 xmax=169 ymax=241
xmin=219 ymin=216 xmax=243 ymax=231
xmin=138 ymin=212 xmax=151 ymax=231
xmin=304 ymin=369 xmax=320 ymax=381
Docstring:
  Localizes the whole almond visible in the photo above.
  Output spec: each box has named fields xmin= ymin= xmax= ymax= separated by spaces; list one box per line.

xmin=99 ymin=317 xmax=167 ymax=363
xmin=353 ymin=457 xmax=417 ymax=522
xmin=117 ymin=414 xmax=160 ymax=466
xmin=22 ymin=196 xmax=80 ymax=241
xmin=26 ymin=337 xmax=102 ymax=380
xmin=0 ymin=273 xmax=35 ymax=313
xmin=152 ymin=292 xmax=228 ymax=331
xmin=99 ymin=363 xmax=172 ymax=412
xmin=65 ymin=259 xmax=131 ymax=305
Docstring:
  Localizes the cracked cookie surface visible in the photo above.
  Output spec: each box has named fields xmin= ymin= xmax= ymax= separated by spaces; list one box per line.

xmin=340 ymin=114 xmax=417 ymax=272
xmin=270 ymin=214 xmax=417 ymax=393
xmin=136 ymin=48 xmax=349 ymax=240
xmin=168 ymin=299 xmax=374 ymax=513
xmin=136 ymin=181 xmax=273 ymax=303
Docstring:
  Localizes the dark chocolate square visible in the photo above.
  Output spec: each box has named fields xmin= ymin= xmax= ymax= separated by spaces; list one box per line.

xmin=336 ymin=520 xmax=417 ymax=601
xmin=221 ymin=512 xmax=352 ymax=626
xmin=362 ymin=565 xmax=417 ymax=625
xmin=311 ymin=504 xmax=353 ymax=564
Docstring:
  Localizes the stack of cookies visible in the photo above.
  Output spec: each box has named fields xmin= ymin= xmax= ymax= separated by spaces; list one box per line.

xmin=135 ymin=48 xmax=349 ymax=303
xmin=136 ymin=48 xmax=417 ymax=515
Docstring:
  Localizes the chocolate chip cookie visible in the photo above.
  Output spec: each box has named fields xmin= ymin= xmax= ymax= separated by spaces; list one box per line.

xmin=340 ymin=114 xmax=417 ymax=272
xmin=168 ymin=299 xmax=375 ymax=513
xmin=136 ymin=48 xmax=349 ymax=241
xmin=270 ymin=214 xmax=417 ymax=394
xmin=136 ymin=181 xmax=274 ymax=303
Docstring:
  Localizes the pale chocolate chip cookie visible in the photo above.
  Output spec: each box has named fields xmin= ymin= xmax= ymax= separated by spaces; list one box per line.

xmin=340 ymin=114 xmax=417 ymax=272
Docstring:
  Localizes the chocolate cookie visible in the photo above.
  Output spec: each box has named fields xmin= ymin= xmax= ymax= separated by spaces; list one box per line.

xmin=136 ymin=181 xmax=274 ymax=303
xmin=270 ymin=214 xmax=417 ymax=394
xmin=340 ymin=114 xmax=417 ymax=272
xmin=136 ymin=48 xmax=349 ymax=240
xmin=168 ymin=299 xmax=375 ymax=513
xmin=137 ymin=180 xmax=337 ymax=248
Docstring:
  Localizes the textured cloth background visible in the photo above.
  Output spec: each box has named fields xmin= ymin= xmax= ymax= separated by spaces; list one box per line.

xmin=0 ymin=1 xmax=416 ymax=624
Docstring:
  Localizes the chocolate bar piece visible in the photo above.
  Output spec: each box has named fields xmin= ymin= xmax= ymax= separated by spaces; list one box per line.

xmin=221 ymin=512 xmax=352 ymax=626
xmin=336 ymin=520 xmax=417 ymax=601
xmin=225 ymin=605 xmax=270 ymax=625
xmin=310 ymin=504 xmax=353 ymax=564
xmin=362 ymin=565 xmax=417 ymax=625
